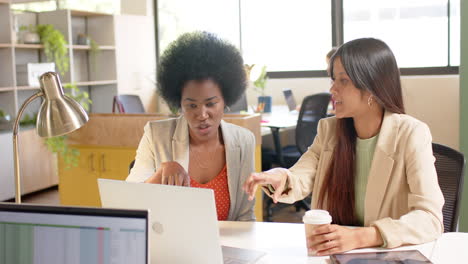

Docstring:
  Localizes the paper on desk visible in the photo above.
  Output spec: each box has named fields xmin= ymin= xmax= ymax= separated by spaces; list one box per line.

xmin=430 ymin=233 xmax=468 ymax=264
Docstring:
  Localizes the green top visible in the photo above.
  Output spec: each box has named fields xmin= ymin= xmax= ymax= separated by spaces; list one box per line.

xmin=355 ymin=134 xmax=379 ymax=226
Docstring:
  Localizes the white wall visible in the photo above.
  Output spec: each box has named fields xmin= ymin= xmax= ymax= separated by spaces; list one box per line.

xmin=121 ymin=0 xmax=154 ymax=16
xmin=114 ymin=14 xmax=158 ymax=112
xmin=402 ymin=75 xmax=459 ymax=150
xmin=252 ymin=75 xmax=459 ymax=150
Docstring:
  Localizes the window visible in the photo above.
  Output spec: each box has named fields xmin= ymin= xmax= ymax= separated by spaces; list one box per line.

xmin=450 ymin=0 xmax=460 ymax=66
xmin=154 ymin=0 xmax=459 ymax=77
xmin=343 ymin=0 xmax=457 ymax=68
xmin=240 ymin=0 xmax=332 ymax=72
xmin=12 ymin=0 xmax=119 ymax=14
xmin=157 ymin=0 xmax=240 ymax=55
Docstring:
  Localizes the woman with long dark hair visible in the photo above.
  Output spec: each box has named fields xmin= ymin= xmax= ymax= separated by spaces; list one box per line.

xmin=244 ymin=38 xmax=444 ymax=254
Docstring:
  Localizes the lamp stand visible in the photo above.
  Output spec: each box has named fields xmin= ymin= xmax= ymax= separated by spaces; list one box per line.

xmin=13 ymin=91 xmax=43 ymax=204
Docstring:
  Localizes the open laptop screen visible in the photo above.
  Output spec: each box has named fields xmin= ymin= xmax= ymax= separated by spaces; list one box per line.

xmin=0 ymin=203 xmax=148 ymax=264
xmin=283 ymin=89 xmax=297 ymax=111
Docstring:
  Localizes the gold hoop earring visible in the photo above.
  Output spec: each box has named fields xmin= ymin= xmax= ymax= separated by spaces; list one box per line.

xmin=367 ymin=96 xmax=373 ymax=107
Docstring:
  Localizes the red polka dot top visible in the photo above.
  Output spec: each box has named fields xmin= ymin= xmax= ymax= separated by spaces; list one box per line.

xmin=190 ymin=165 xmax=230 ymax=221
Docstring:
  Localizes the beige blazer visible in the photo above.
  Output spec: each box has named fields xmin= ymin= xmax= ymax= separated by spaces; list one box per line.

xmin=126 ymin=116 xmax=256 ymax=221
xmin=277 ymin=111 xmax=444 ymax=248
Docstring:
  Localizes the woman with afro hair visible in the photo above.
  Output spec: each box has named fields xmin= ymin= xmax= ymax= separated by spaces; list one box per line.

xmin=127 ymin=31 xmax=255 ymax=221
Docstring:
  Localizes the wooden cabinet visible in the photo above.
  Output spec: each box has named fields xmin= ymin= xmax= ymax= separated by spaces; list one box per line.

xmin=58 ymin=114 xmax=169 ymax=206
xmin=59 ymin=146 xmax=135 ymax=207
xmin=0 ymin=132 xmax=15 ymax=201
xmin=0 ymin=129 xmax=57 ymax=201
xmin=19 ymin=129 xmax=58 ymax=194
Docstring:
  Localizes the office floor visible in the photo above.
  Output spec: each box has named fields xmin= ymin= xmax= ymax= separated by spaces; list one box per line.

xmin=21 ymin=186 xmax=305 ymax=223
xmin=21 ymin=186 xmax=60 ymax=205
xmin=267 ymin=202 xmax=306 ymax=223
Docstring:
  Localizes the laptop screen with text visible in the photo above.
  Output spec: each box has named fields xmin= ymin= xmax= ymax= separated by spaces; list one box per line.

xmin=0 ymin=203 xmax=149 ymax=264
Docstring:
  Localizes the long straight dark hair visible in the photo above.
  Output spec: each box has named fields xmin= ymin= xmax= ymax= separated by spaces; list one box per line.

xmin=318 ymin=38 xmax=405 ymax=225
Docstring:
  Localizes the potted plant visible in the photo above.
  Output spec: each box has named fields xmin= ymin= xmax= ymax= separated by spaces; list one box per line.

xmin=0 ymin=109 xmax=11 ymax=123
xmin=19 ymin=113 xmax=37 ymax=126
xmin=246 ymin=64 xmax=271 ymax=113
xmin=36 ymin=24 xmax=69 ymax=75
xmin=19 ymin=24 xmax=69 ymax=74
xmin=0 ymin=109 xmax=12 ymax=130
xmin=76 ymin=33 xmax=90 ymax=45
xmin=18 ymin=25 xmax=40 ymax=44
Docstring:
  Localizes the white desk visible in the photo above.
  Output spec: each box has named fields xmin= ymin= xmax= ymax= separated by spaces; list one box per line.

xmin=260 ymin=105 xmax=298 ymax=167
xmin=260 ymin=105 xmax=298 ymax=135
xmin=219 ymin=221 xmax=468 ymax=264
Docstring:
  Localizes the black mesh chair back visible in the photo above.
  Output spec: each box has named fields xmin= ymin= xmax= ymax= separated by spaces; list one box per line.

xmin=295 ymin=93 xmax=332 ymax=154
xmin=113 ymin=95 xmax=145 ymax=113
xmin=432 ymin=143 xmax=465 ymax=232
xmin=226 ymin=93 xmax=248 ymax=113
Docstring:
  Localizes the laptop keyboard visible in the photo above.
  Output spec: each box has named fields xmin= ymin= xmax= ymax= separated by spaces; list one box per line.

xmin=224 ymin=257 xmax=249 ymax=264
xmin=222 ymin=246 xmax=266 ymax=264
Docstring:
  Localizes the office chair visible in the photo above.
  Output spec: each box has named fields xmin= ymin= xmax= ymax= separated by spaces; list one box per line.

xmin=262 ymin=92 xmax=331 ymax=221
xmin=226 ymin=93 xmax=248 ymax=113
xmin=262 ymin=92 xmax=332 ymax=169
xmin=112 ymin=95 xmax=145 ymax=113
xmin=432 ymin=143 xmax=465 ymax=232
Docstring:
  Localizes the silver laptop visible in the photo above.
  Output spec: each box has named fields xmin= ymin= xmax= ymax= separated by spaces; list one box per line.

xmin=0 ymin=202 xmax=149 ymax=264
xmin=283 ymin=88 xmax=297 ymax=112
xmin=99 ymin=179 xmax=223 ymax=264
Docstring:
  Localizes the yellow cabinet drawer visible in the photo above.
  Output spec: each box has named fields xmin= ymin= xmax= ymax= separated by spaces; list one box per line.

xmin=58 ymin=145 xmax=135 ymax=207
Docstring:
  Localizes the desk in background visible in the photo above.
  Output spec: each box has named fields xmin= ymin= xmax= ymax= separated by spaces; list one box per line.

xmin=261 ymin=105 xmax=298 ymax=134
xmin=260 ymin=105 xmax=298 ymax=167
xmin=219 ymin=221 xmax=468 ymax=264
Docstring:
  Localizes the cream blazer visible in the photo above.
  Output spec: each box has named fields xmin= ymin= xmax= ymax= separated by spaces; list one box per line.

xmin=126 ymin=116 xmax=256 ymax=221
xmin=277 ymin=111 xmax=444 ymax=248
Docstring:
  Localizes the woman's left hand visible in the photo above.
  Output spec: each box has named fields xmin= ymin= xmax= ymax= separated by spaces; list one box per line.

xmin=308 ymin=225 xmax=383 ymax=256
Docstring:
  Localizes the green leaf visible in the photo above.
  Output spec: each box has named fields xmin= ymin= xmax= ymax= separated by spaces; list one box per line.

xmin=35 ymin=24 xmax=69 ymax=75
xmin=19 ymin=113 xmax=37 ymax=126
xmin=253 ymin=65 xmax=268 ymax=96
xmin=63 ymin=83 xmax=92 ymax=111
xmin=44 ymin=136 xmax=80 ymax=169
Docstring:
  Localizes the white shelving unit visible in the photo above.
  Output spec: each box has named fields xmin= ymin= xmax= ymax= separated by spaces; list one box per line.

xmin=0 ymin=1 xmax=118 ymax=120
xmin=0 ymin=0 xmax=121 ymax=200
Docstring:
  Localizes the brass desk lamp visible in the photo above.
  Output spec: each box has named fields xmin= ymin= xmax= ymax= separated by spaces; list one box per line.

xmin=13 ymin=72 xmax=89 ymax=203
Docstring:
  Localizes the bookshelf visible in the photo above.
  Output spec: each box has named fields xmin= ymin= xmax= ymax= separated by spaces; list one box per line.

xmin=0 ymin=3 xmax=119 ymax=121
xmin=0 ymin=1 xmax=121 ymax=200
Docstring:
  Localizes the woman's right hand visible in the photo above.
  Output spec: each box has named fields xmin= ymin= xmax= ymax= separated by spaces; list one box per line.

xmin=144 ymin=161 xmax=190 ymax=186
xmin=242 ymin=168 xmax=289 ymax=203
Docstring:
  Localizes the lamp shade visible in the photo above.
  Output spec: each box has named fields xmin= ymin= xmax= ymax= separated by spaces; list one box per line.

xmin=36 ymin=72 xmax=89 ymax=137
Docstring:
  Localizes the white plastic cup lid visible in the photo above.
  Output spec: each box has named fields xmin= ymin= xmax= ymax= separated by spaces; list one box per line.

xmin=302 ymin=210 xmax=332 ymax=225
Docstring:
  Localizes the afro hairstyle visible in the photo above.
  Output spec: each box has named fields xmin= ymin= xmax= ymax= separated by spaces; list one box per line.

xmin=157 ymin=31 xmax=247 ymax=109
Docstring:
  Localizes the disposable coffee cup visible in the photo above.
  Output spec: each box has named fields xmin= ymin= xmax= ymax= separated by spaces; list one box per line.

xmin=303 ymin=210 xmax=332 ymax=256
